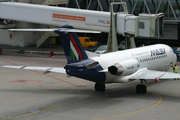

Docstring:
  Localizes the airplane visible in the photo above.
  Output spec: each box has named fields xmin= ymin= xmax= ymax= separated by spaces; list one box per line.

xmin=3 ymin=24 xmax=180 ymax=94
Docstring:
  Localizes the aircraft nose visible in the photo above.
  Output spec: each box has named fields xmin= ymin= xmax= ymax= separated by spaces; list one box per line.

xmin=174 ymin=53 xmax=177 ymax=65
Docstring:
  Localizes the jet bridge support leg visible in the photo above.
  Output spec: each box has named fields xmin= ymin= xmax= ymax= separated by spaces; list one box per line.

xmin=106 ymin=2 xmax=136 ymax=51
xmin=106 ymin=2 xmax=118 ymax=53
xmin=125 ymin=36 xmax=136 ymax=49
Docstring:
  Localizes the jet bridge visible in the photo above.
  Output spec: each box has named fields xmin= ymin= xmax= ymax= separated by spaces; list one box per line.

xmin=0 ymin=2 xmax=164 ymax=47
xmin=0 ymin=2 xmax=164 ymax=37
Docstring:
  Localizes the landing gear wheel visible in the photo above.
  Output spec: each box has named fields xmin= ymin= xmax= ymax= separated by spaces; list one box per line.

xmin=136 ymin=84 xmax=141 ymax=94
xmin=95 ymin=83 xmax=100 ymax=91
xmin=95 ymin=83 xmax=105 ymax=92
xmin=136 ymin=85 xmax=147 ymax=94
xmin=141 ymin=85 xmax=147 ymax=94
xmin=100 ymin=84 xmax=105 ymax=91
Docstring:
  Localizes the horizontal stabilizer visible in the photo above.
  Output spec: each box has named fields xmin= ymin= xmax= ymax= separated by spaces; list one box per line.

xmin=8 ymin=28 xmax=101 ymax=33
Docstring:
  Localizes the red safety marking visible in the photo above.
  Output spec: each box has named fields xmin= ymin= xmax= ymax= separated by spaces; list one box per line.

xmin=10 ymin=80 xmax=43 ymax=84
xmin=0 ymin=58 xmax=17 ymax=65
xmin=0 ymin=58 xmax=93 ymax=88
xmin=31 ymin=70 xmax=82 ymax=88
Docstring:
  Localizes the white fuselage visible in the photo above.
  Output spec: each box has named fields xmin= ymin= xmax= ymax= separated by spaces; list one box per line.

xmin=92 ymin=44 xmax=177 ymax=83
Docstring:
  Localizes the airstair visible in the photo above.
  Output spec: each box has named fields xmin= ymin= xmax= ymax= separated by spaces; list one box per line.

xmin=37 ymin=31 xmax=58 ymax=48
xmin=41 ymin=0 xmax=68 ymax=47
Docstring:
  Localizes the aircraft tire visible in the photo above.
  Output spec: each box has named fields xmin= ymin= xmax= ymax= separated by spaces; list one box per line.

xmin=95 ymin=83 xmax=105 ymax=92
xmin=141 ymin=85 xmax=147 ymax=94
xmin=136 ymin=84 xmax=141 ymax=94
xmin=100 ymin=84 xmax=105 ymax=91
xmin=95 ymin=83 xmax=100 ymax=91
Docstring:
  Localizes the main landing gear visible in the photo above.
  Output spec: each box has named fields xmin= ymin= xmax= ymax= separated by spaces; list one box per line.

xmin=136 ymin=79 xmax=147 ymax=94
xmin=95 ymin=83 xmax=105 ymax=92
xmin=94 ymin=80 xmax=147 ymax=93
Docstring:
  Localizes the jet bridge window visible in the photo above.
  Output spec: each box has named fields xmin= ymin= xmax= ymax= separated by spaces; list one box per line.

xmin=139 ymin=22 xmax=145 ymax=29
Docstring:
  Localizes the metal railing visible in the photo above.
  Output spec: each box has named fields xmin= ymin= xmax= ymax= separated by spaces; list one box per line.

xmin=66 ymin=0 xmax=180 ymax=22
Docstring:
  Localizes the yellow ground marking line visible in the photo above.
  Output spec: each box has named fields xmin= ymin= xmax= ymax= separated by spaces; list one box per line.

xmin=6 ymin=81 xmax=158 ymax=120
xmin=91 ymin=89 xmax=162 ymax=120
xmin=12 ymin=96 xmax=93 ymax=120
xmin=8 ymin=84 xmax=136 ymax=119
xmin=1 ymin=85 xmax=134 ymax=119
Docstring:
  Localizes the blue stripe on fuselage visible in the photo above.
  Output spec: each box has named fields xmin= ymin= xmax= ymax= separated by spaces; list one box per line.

xmin=65 ymin=59 xmax=106 ymax=83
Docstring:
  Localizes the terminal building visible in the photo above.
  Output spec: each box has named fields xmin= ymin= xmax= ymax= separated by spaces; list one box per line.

xmin=0 ymin=0 xmax=180 ymax=47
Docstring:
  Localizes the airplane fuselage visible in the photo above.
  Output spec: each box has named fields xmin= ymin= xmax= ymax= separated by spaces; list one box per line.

xmin=65 ymin=44 xmax=177 ymax=84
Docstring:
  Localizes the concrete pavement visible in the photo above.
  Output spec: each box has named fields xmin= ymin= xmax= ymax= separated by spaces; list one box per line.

xmin=1 ymin=54 xmax=180 ymax=120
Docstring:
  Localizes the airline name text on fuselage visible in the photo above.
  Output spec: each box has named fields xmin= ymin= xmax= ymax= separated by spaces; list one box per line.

xmin=150 ymin=48 xmax=166 ymax=57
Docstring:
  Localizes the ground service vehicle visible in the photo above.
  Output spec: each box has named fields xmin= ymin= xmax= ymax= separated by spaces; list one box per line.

xmin=79 ymin=37 xmax=99 ymax=48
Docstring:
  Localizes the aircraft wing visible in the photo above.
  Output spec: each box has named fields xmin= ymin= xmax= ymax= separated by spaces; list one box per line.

xmin=130 ymin=70 xmax=180 ymax=80
xmin=55 ymin=28 xmax=101 ymax=33
xmin=7 ymin=29 xmax=56 ymax=32
xmin=3 ymin=66 xmax=66 ymax=74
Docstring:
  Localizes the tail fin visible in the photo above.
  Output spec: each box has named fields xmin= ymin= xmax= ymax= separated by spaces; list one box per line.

xmin=54 ymin=25 xmax=88 ymax=63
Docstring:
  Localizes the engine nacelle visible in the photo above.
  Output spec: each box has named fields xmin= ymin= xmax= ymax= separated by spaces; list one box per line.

xmin=108 ymin=59 xmax=140 ymax=76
